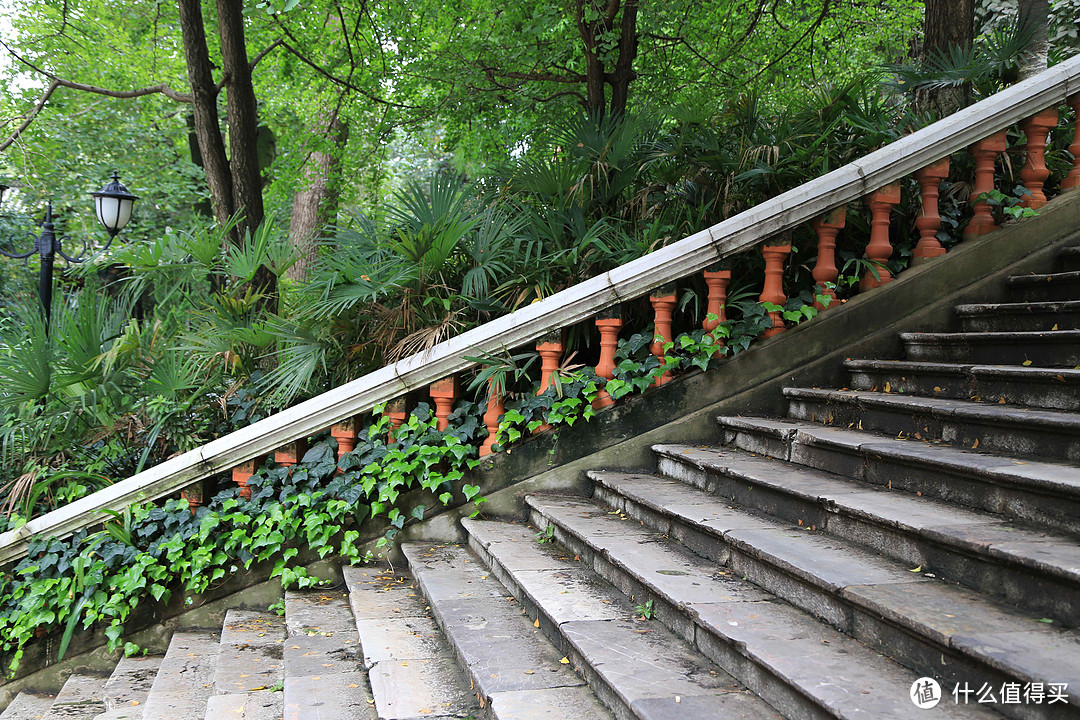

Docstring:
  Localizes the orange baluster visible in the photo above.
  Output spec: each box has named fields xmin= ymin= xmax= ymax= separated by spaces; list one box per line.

xmin=1020 ymin=108 xmax=1057 ymax=209
xmin=913 ymin=158 xmax=950 ymax=263
xmin=1063 ymin=93 xmax=1080 ymax=190
xmin=703 ymin=268 xmax=731 ymax=350
xmin=232 ymin=458 xmax=261 ymax=500
xmin=429 ymin=376 xmax=458 ymax=432
xmin=534 ymin=333 xmax=563 ymax=433
xmin=330 ymin=417 xmax=360 ymax=460
xmin=180 ymin=483 xmax=204 ymax=514
xmin=811 ymin=206 xmax=846 ymax=308
xmin=385 ymin=397 xmax=407 ymax=443
xmin=861 ymin=182 xmax=901 ymax=291
xmin=274 ymin=439 xmax=308 ymax=469
xmin=760 ymin=241 xmax=791 ymax=338
xmin=479 ymin=378 xmax=505 ymax=457
xmin=649 ymin=290 xmax=677 ymax=386
xmin=593 ymin=308 xmax=622 ymax=410
xmin=965 ymin=130 xmax=1008 ymax=237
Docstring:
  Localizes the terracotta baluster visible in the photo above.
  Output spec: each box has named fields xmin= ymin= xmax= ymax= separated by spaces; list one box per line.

xmin=1019 ymin=108 xmax=1057 ymax=209
xmin=429 ymin=376 xmax=458 ymax=431
xmin=479 ymin=378 xmax=505 ymax=457
xmin=330 ymin=417 xmax=360 ymax=460
xmin=534 ymin=331 xmax=563 ymax=432
xmin=274 ymin=439 xmax=308 ymax=470
xmin=965 ymin=130 xmax=1008 ymax=237
xmin=593 ymin=307 xmax=622 ymax=410
xmin=861 ymin=182 xmax=902 ymax=291
xmin=232 ymin=458 xmax=260 ymax=500
xmin=180 ymin=483 xmax=204 ymax=514
xmin=1063 ymin=93 xmax=1080 ymax=190
xmin=760 ymin=240 xmax=791 ymax=338
xmin=913 ymin=158 xmax=950 ymax=263
xmin=385 ymin=397 xmax=407 ymax=443
xmin=703 ymin=266 xmax=731 ymax=352
xmin=649 ymin=288 xmax=677 ymax=386
xmin=811 ymin=206 xmax=846 ymax=308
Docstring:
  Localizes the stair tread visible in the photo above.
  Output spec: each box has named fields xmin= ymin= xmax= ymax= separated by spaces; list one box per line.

xmin=783 ymin=387 xmax=1080 ymax=430
xmin=900 ymin=329 xmax=1080 ymax=340
xmin=41 ymin=672 xmax=108 ymax=719
xmin=651 ymin=444 xmax=1080 ymax=584
xmin=720 ymin=415 xmax=1080 ymax=490
xmin=402 ymin=543 xmax=588 ymax=696
xmin=0 ymin=693 xmax=53 ymax=720
xmin=140 ymin=630 xmax=220 ymax=720
xmin=845 ymin=359 xmax=1080 ymax=382
xmin=1008 ymin=270 xmax=1080 ymax=284
xmin=955 ymin=299 xmax=1080 ymax=314
xmin=98 ymin=654 xmax=163 ymax=717
xmin=522 ymin=497 xmax=998 ymax=719
xmin=451 ymin=526 xmax=764 ymax=720
xmin=342 ymin=564 xmax=479 ymax=720
xmin=282 ymin=587 xmax=374 ymax=720
xmin=213 ymin=610 xmax=286 ymax=700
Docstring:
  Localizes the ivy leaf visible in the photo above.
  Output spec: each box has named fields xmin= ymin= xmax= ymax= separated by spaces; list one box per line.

xmin=462 ymin=484 xmax=481 ymax=501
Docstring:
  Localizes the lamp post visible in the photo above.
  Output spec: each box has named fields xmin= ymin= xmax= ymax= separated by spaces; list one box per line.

xmin=0 ymin=172 xmax=138 ymax=334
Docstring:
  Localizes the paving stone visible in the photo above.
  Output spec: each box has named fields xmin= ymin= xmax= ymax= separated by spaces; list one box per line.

xmin=487 ymin=686 xmax=613 ymax=720
xmin=0 ymin=692 xmax=53 ymax=719
xmin=99 ymin=654 xmax=162 ymax=712
xmin=842 ymin=581 xmax=1057 ymax=649
xmin=284 ymin=632 xmax=362 ymax=675
xmin=562 ymin=619 xmax=781 ymax=720
xmin=342 ymin=565 xmax=429 ymax=620
xmin=213 ymin=610 xmax=286 ymax=696
xmin=284 ymin=588 xmax=357 ymax=636
xmin=283 ymin=671 xmax=376 ymax=720
xmin=367 ymin=656 xmax=477 ymax=719
xmin=140 ymin=630 xmax=220 ymax=720
xmin=41 ymin=673 xmax=107 ymax=719
xmin=204 ymin=691 xmax=280 ymax=720
xmin=353 ymin=614 xmax=451 ymax=666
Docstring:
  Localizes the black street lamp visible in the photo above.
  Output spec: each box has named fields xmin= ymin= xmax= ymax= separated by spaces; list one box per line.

xmin=0 ymin=172 xmax=138 ymax=334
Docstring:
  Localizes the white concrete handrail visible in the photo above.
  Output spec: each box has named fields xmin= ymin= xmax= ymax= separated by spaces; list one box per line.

xmin=2 ymin=55 xmax=1079 ymax=566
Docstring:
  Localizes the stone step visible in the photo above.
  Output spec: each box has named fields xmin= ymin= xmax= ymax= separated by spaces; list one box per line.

xmin=283 ymin=586 xmax=375 ymax=720
xmin=898 ymin=330 xmax=1080 ymax=365
xmin=461 ymin=519 xmax=783 ymax=720
xmin=139 ymin=630 xmax=220 ymax=720
xmin=844 ymin=360 xmax=1080 ymax=411
xmin=526 ymin=493 xmax=1073 ymax=719
xmin=342 ymin=564 xmax=479 ymax=720
xmin=782 ymin=387 xmax=1080 ymax=463
xmin=1058 ymin=246 xmax=1080 ymax=273
xmin=400 ymin=543 xmax=616 ymax=720
xmin=40 ymin=672 xmax=108 ymax=719
xmin=954 ymin=300 xmax=1080 ymax=332
xmin=0 ymin=693 xmax=53 ymax=719
xmin=206 ymin=609 xmax=285 ymax=720
xmin=643 ymin=447 xmax=1080 ymax=626
xmin=95 ymin=654 xmax=163 ymax=720
xmin=1007 ymin=270 xmax=1080 ymax=302
xmin=716 ymin=415 xmax=1080 ymax=534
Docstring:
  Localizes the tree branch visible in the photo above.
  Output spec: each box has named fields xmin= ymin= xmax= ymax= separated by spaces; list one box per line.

xmin=0 ymin=39 xmax=193 ymax=102
xmin=0 ymin=79 xmax=60 ymax=153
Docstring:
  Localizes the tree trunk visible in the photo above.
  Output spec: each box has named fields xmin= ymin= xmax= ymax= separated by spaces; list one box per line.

xmin=608 ymin=0 xmax=638 ymax=118
xmin=919 ymin=0 xmax=974 ymax=116
xmin=177 ymin=0 xmax=235 ymax=239
xmin=287 ymin=111 xmax=349 ymax=283
xmin=1018 ymin=0 xmax=1049 ymax=81
xmin=575 ymin=0 xmax=607 ymax=119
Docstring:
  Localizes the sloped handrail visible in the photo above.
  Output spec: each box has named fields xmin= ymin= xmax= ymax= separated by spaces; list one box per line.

xmin=2 ymin=55 xmax=1079 ymax=566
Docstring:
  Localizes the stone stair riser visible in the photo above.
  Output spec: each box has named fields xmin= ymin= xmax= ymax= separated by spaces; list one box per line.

xmin=901 ymin=335 xmax=1080 ymax=366
xmin=1007 ymin=274 xmax=1080 ymax=303
xmin=720 ymin=420 xmax=1080 ymax=535
xmin=785 ymin=395 xmax=1080 ymax=463
xmin=654 ymin=454 xmax=1080 ymax=627
xmin=527 ymin=499 xmax=1029 ymax=720
xmin=956 ymin=304 xmax=1080 ymax=332
xmin=846 ymin=365 xmax=1080 ymax=411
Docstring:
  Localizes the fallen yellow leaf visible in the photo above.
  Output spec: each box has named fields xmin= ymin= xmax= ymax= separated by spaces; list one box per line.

xmin=559 ymin=657 xmax=570 ymax=664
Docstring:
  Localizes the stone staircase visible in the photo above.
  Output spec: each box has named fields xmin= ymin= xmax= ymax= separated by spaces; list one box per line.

xmin=5 ymin=248 xmax=1080 ymax=718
